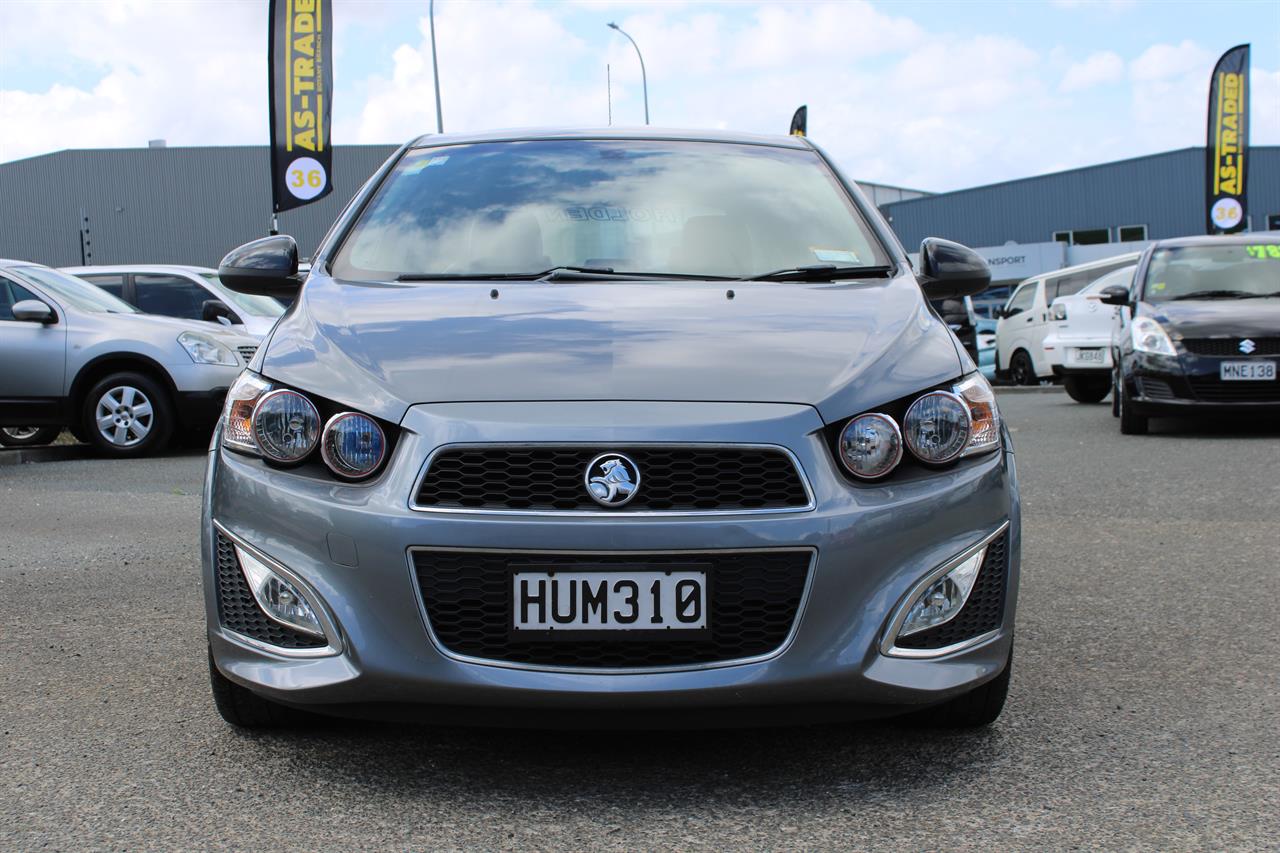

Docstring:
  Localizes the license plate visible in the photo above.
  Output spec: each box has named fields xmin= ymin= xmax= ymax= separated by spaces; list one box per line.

xmin=512 ymin=568 xmax=708 ymax=635
xmin=1072 ymin=348 xmax=1105 ymax=364
xmin=1220 ymin=361 xmax=1276 ymax=381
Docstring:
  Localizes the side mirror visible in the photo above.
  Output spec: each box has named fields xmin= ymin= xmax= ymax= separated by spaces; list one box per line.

xmin=917 ymin=238 xmax=991 ymax=300
xmin=12 ymin=300 xmax=56 ymax=324
xmin=201 ymin=299 xmax=241 ymax=327
xmin=993 ymin=307 xmax=1008 ymax=320
xmin=1099 ymin=285 xmax=1131 ymax=306
xmin=218 ymin=235 xmax=302 ymax=300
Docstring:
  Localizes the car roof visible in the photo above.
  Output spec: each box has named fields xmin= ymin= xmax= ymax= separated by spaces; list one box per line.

xmin=407 ymin=126 xmax=813 ymax=150
xmin=62 ymin=264 xmax=217 ymax=275
xmin=0 ymin=258 xmax=49 ymax=271
xmin=1152 ymin=233 xmax=1280 ymax=248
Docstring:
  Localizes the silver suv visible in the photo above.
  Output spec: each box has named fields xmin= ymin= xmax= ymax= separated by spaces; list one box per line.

xmin=0 ymin=260 xmax=260 ymax=456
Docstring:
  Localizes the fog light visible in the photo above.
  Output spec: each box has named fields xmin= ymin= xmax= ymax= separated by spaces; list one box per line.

xmin=234 ymin=544 xmax=325 ymax=639
xmin=898 ymin=547 xmax=985 ymax=637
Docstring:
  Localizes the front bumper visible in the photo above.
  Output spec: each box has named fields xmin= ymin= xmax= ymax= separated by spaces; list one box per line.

xmin=202 ymin=400 xmax=1021 ymax=724
xmin=1123 ymin=351 xmax=1280 ymax=415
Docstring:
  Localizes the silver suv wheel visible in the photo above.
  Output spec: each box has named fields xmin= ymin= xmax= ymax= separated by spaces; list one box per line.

xmin=2 ymin=427 xmax=42 ymax=441
xmin=95 ymin=385 xmax=154 ymax=447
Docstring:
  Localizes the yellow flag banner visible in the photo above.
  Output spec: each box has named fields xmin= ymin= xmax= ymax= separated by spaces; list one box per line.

xmin=269 ymin=0 xmax=334 ymax=213
xmin=1205 ymin=44 xmax=1249 ymax=234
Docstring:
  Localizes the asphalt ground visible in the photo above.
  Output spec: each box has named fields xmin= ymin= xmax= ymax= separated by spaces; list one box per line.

xmin=2 ymin=392 xmax=1277 ymax=851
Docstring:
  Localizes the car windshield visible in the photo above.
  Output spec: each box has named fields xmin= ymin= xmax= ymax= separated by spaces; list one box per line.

xmin=199 ymin=273 xmax=284 ymax=317
xmin=1082 ymin=265 xmax=1136 ymax=295
xmin=14 ymin=266 xmax=139 ymax=313
xmin=1143 ymin=244 xmax=1280 ymax=302
xmin=330 ymin=139 xmax=890 ymax=281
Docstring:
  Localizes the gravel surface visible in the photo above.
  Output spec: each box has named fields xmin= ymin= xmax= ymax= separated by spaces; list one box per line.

xmin=2 ymin=394 xmax=1277 ymax=851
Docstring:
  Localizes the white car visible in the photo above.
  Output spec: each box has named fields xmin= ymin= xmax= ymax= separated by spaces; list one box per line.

xmin=63 ymin=264 xmax=285 ymax=339
xmin=996 ymin=252 xmax=1140 ymax=385
xmin=1042 ymin=265 xmax=1135 ymax=402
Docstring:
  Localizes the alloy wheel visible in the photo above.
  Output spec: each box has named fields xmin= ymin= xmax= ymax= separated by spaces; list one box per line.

xmin=1 ymin=427 xmax=42 ymax=441
xmin=95 ymin=385 xmax=154 ymax=447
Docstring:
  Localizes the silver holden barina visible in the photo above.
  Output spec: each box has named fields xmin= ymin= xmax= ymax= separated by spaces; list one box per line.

xmin=204 ymin=128 xmax=1020 ymax=729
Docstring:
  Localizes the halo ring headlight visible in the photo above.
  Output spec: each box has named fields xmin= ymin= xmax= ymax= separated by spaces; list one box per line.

xmin=838 ymin=412 xmax=903 ymax=480
xmin=321 ymin=411 xmax=387 ymax=480
xmin=903 ymin=390 xmax=971 ymax=465
xmin=251 ymin=389 xmax=320 ymax=463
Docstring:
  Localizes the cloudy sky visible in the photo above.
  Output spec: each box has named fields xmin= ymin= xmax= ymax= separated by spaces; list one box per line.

xmin=1 ymin=0 xmax=1276 ymax=192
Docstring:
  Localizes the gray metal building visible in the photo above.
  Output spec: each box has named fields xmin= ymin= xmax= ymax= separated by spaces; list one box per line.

xmin=883 ymin=146 xmax=1280 ymax=250
xmin=0 ymin=143 xmax=927 ymax=269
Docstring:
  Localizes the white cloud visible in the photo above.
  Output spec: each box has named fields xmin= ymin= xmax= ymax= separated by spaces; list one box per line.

xmin=1060 ymin=51 xmax=1124 ymax=92
xmin=1130 ymin=40 xmax=1213 ymax=82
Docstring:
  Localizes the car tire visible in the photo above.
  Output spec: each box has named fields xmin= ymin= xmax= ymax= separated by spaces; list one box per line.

xmin=208 ymin=646 xmax=308 ymax=729
xmin=906 ymin=647 xmax=1013 ymax=729
xmin=1063 ymin=375 xmax=1110 ymax=404
xmin=1111 ymin=367 xmax=1121 ymax=418
xmin=81 ymin=372 xmax=173 ymax=457
xmin=1118 ymin=380 xmax=1148 ymax=435
xmin=0 ymin=426 xmax=62 ymax=447
xmin=1010 ymin=350 xmax=1037 ymax=386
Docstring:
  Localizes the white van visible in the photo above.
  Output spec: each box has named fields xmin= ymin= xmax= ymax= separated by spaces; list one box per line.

xmin=996 ymin=252 xmax=1141 ymax=384
xmin=1042 ymin=264 xmax=1136 ymax=402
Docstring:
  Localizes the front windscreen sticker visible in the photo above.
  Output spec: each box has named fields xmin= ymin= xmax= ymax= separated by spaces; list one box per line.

xmin=812 ymin=248 xmax=861 ymax=264
xmin=403 ymin=155 xmax=449 ymax=175
xmin=1245 ymin=244 xmax=1280 ymax=259
xmin=1152 ymin=282 xmax=1166 ymax=291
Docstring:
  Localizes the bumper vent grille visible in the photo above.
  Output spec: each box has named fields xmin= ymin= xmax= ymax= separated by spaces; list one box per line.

xmin=413 ymin=549 xmax=812 ymax=669
xmin=1181 ymin=337 xmax=1280 ymax=356
xmin=214 ymin=532 xmax=326 ymax=649
xmin=894 ymin=532 xmax=1009 ymax=651
xmin=1135 ymin=378 xmax=1176 ymax=401
xmin=1187 ymin=377 xmax=1280 ymax=403
xmin=415 ymin=446 xmax=811 ymax=512
xmin=237 ymin=345 xmax=258 ymax=363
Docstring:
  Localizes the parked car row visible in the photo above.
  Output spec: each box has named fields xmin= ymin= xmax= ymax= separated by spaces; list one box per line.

xmin=0 ymin=261 xmax=280 ymax=456
xmin=993 ymin=233 xmax=1280 ymax=431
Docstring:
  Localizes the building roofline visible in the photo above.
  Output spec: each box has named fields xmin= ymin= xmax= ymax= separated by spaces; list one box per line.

xmin=882 ymin=145 xmax=1280 ymax=211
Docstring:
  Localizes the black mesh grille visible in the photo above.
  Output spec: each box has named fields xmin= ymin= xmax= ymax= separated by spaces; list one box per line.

xmin=894 ymin=532 xmax=1008 ymax=651
xmin=415 ymin=446 xmax=810 ymax=512
xmin=1187 ymin=376 xmax=1280 ymax=402
xmin=413 ymin=549 xmax=812 ymax=668
xmin=214 ymin=532 xmax=326 ymax=649
xmin=1136 ymin=377 xmax=1177 ymax=401
xmin=1181 ymin=337 xmax=1280 ymax=356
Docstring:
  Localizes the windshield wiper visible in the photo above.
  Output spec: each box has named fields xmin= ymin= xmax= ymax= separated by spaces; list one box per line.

xmin=738 ymin=264 xmax=894 ymax=282
xmin=396 ymin=266 xmax=618 ymax=282
xmin=1168 ymin=289 xmax=1255 ymax=301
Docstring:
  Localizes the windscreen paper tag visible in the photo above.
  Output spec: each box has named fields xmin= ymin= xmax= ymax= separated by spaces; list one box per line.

xmin=812 ymin=248 xmax=860 ymax=264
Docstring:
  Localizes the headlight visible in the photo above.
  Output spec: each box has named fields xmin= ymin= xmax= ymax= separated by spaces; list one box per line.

xmin=838 ymin=413 xmax=902 ymax=480
xmin=903 ymin=391 xmax=971 ymax=464
xmin=252 ymin=389 xmax=320 ymax=463
xmin=897 ymin=545 xmax=986 ymax=637
xmin=178 ymin=331 xmax=237 ymax=366
xmin=954 ymin=372 xmax=1001 ymax=457
xmin=234 ymin=543 xmax=325 ymax=638
xmin=321 ymin=412 xmax=387 ymax=479
xmin=1131 ymin=316 xmax=1176 ymax=356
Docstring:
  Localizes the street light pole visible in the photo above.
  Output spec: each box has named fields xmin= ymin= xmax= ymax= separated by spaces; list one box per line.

xmin=607 ymin=22 xmax=648 ymax=125
xmin=430 ymin=0 xmax=444 ymax=133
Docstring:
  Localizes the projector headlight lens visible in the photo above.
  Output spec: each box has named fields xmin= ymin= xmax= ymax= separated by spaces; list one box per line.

xmin=838 ymin=413 xmax=902 ymax=480
xmin=321 ymin=412 xmax=387 ymax=480
xmin=903 ymin=390 xmax=971 ymax=464
xmin=252 ymin=389 xmax=320 ymax=463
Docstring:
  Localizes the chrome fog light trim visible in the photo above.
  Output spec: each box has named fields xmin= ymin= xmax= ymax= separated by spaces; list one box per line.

xmin=881 ymin=521 xmax=1010 ymax=659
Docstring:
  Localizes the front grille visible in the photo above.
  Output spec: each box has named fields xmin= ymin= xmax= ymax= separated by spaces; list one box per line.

xmin=894 ymin=532 xmax=1008 ymax=651
xmin=413 ymin=549 xmax=812 ymax=668
xmin=415 ymin=446 xmax=811 ymax=512
xmin=1181 ymin=337 xmax=1280 ymax=356
xmin=237 ymin=345 xmax=258 ymax=363
xmin=214 ymin=532 xmax=326 ymax=649
xmin=1187 ymin=377 xmax=1280 ymax=402
xmin=1135 ymin=377 xmax=1177 ymax=401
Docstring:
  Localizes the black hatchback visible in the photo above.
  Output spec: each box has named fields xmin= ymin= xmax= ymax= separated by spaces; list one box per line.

xmin=1103 ymin=233 xmax=1280 ymax=434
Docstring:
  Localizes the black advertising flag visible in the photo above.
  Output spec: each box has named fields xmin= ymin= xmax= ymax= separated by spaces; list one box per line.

xmin=1205 ymin=44 xmax=1249 ymax=233
xmin=789 ymin=105 xmax=807 ymax=137
xmin=269 ymin=0 xmax=334 ymax=214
